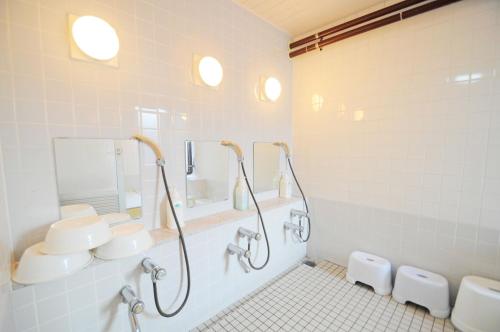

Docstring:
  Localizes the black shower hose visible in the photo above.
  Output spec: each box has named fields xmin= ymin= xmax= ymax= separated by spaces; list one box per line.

xmin=287 ymin=158 xmax=311 ymax=242
xmin=152 ymin=165 xmax=191 ymax=317
xmin=240 ymin=162 xmax=270 ymax=270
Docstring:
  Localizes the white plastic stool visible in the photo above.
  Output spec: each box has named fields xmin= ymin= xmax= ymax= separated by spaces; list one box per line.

xmin=392 ymin=265 xmax=450 ymax=318
xmin=451 ymin=276 xmax=500 ymax=332
xmin=346 ymin=251 xmax=392 ymax=295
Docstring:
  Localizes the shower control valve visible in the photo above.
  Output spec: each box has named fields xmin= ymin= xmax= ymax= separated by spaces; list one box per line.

xmin=290 ymin=209 xmax=309 ymax=220
xmin=120 ymin=286 xmax=144 ymax=332
xmin=142 ymin=258 xmax=167 ymax=283
xmin=238 ymin=227 xmax=262 ymax=241
xmin=121 ymin=285 xmax=145 ymax=314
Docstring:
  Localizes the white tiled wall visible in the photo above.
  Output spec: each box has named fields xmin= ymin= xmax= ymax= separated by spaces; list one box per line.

xmin=292 ymin=0 xmax=500 ymax=299
xmin=0 ymin=0 xmax=292 ymax=258
xmin=0 ymin=0 xmax=294 ymax=330
xmin=10 ymin=201 xmax=306 ymax=332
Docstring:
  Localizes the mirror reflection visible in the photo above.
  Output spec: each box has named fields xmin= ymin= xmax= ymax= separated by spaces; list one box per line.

xmin=253 ymin=142 xmax=281 ymax=193
xmin=185 ymin=140 xmax=229 ymax=208
xmin=54 ymin=138 xmax=142 ymax=219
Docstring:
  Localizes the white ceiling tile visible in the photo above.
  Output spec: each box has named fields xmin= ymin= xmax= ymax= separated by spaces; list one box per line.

xmin=232 ymin=0 xmax=385 ymax=37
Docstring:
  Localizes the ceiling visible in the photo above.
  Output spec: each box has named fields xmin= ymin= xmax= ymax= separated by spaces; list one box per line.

xmin=233 ymin=0 xmax=385 ymax=37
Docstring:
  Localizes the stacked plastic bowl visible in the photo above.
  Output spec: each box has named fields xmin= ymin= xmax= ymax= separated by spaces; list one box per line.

xmin=13 ymin=204 xmax=154 ymax=285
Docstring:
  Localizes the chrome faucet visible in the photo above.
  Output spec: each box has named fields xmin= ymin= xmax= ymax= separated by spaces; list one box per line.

xmin=238 ymin=227 xmax=262 ymax=241
xmin=227 ymin=243 xmax=251 ymax=273
xmin=290 ymin=209 xmax=309 ymax=219
xmin=120 ymin=286 xmax=144 ymax=332
xmin=284 ymin=222 xmax=304 ymax=233
xmin=284 ymin=222 xmax=304 ymax=239
xmin=142 ymin=258 xmax=167 ymax=283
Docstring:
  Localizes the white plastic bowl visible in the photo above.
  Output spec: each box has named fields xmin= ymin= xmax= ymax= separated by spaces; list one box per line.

xmin=41 ymin=215 xmax=112 ymax=254
xmin=60 ymin=203 xmax=97 ymax=219
xmin=94 ymin=223 xmax=153 ymax=260
xmin=13 ymin=242 xmax=92 ymax=285
xmin=101 ymin=212 xmax=132 ymax=226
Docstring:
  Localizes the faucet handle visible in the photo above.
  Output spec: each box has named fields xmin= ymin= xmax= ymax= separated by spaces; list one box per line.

xmin=130 ymin=299 xmax=145 ymax=315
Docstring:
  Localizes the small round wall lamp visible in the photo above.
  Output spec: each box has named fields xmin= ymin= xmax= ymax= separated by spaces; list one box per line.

xmin=193 ymin=55 xmax=223 ymax=88
xmin=69 ymin=15 xmax=119 ymax=66
xmin=257 ymin=76 xmax=282 ymax=102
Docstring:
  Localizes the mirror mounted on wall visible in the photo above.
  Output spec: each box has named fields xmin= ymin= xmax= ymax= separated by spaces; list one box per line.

xmin=185 ymin=140 xmax=229 ymax=208
xmin=53 ymin=138 xmax=142 ymax=219
xmin=253 ymin=142 xmax=282 ymax=194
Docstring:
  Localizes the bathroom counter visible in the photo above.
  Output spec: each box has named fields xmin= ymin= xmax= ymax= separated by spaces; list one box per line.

xmin=12 ymin=196 xmax=302 ymax=290
xmin=150 ymin=196 xmax=301 ymax=245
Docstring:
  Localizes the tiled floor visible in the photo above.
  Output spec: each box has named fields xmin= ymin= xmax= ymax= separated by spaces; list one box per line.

xmin=193 ymin=261 xmax=457 ymax=332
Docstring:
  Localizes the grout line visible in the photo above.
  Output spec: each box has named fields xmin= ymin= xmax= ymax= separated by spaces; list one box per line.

xmin=194 ymin=260 xmax=457 ymax=332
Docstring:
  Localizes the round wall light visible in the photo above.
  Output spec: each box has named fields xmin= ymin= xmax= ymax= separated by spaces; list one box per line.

xmin=198 ymin=56 xmax=223 ymax=87
xmin=71 ymin=16 xmax=119 ymax=61
xmin=264 ymin=77 xmax=281 ymax=102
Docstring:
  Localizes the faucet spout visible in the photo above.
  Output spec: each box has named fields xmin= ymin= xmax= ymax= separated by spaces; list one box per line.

xmin=120 ymin=286 xmax=144 ymax=332
xmin=238 ymin=255 xmax=251 ymax=273
xmin=227 ymin=244 xmax=252 ymax=273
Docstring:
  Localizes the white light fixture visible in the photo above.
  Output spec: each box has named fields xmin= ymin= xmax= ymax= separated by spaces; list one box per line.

xmin=69 ymin=15 xmax=119 ymax=65
xmin=257 ymin=76 xmax=282 ymax=102
xmin=264 ymin=77 xmax=281 ymax=102
xmin=194 ymin=56 xmax=223 ymax=88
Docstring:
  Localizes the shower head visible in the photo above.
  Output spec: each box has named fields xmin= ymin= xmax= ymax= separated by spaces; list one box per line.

xmin=132 ymin=134 xmax=164 ymax=162
xmin=221 ymin=140 xmax=244 ymax=161
xmin=273 ymin=141 xmax=290 ymax=158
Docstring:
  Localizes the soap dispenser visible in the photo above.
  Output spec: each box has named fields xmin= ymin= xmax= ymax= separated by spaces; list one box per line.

xmin=233 ymin=176 xmax=249 ymax=211
xmin=166 ymin=186 xmax=185 ymax=230
xmin=279 ymin=172 xmax=292 ymax=198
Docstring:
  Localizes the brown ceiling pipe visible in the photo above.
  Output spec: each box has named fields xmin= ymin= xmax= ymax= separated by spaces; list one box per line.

xmin=402 ymin=0 xmax=461 ymax=19
xmin=289 ymin=0 xmax=461 ymax=58
xmin=318 ymin=14 xmax=401 ymax=50
xmin=289 ymin=15 xmax=399 ymax=58
xmin=289 ymin=0 xmax=428 ymax=50
xmin=289 ymin=43 xmax=317 ymax=58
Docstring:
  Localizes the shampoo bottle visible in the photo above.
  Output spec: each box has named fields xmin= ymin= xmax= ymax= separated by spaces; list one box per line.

xmin=166 ymin=186 xmax=185 ymax=230
xmin=233 ymin=176 xmax=249 ymax=211
xmin=279 ymin=173 xmax=292 ymax=198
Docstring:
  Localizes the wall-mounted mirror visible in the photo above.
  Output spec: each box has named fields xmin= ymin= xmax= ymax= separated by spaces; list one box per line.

xmin=185 ymin=140 xmax=229 ymax=208
xmin=253 ymin=142 xmax=281 ymax=194
xmin=54 ymin=138 xmax=142 ymax=219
